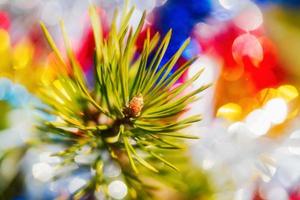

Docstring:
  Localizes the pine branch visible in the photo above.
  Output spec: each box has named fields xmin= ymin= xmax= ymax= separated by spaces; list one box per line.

xmin=38 ymin=4 xmax=208 ymax=199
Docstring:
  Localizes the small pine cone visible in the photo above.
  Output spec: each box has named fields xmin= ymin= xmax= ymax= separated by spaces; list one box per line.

xmin=124 ymin=94 xmax=144 ymax=118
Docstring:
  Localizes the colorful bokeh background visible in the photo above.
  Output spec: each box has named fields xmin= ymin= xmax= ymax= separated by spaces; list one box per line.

xmin=1 ymin=0 xmax=300 ymax=199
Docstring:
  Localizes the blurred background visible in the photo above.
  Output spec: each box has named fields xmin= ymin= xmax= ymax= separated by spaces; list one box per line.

xmin=1 ymin=0 xmax=300 ymax=199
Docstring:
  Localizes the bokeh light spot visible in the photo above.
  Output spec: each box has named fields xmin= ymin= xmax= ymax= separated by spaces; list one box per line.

xmin=32 ymin=162 xmax=54 ymax=182
xmin=233 ymin=2 xmax=263 ymax=31
xmin=278 ymin=85 xmax=299 ymax=102
xmin=263 ymin=98 xmax=288 ymax=125
xmin=245 ymin=109 xmax=271 ymax=137
xmin=108 ymin=180 xmax=128 ymax=199
xmin=217 ymin=103 xmax=242 ymax=121
xmin=232 ymin=33 xmax=263 ymax=67
xmin=219 ymin=0 xmax=241 ymax=10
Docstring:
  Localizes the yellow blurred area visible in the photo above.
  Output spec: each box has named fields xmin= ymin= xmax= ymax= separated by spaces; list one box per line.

xmin=13 ymin=40 xmax=34 ymax=70
xmin=0 ymin=29 xmax=56 ymax=93
xmin=278 ymin=85 xmax=299 ymax=102
xmin=216 ymin=84 xmax=300 ymax=138
xmin=0 ymin=29 xmax=11 ymax=71
xmin=216 ymin=103 xmax=242 ymax=121
xmin=0 ymin=29 xmax=10 ymax=52
xmin=259 ymin=85 xmax=299 ymax=119
xmin=217 ymin=84 xmax=299 ymax=123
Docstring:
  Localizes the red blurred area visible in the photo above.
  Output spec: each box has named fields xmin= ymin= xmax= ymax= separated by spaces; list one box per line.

xmin=252 ymin=186 xmax=300 ymax=200
xmin=195 ymin=21 xmax=287 ymax=112
xmin=290 ymin=188 xmax=300 ymax=200
xmin=0 ymin=11 xmax=10 ymax=30
xmin=76 ymin=8 xmax=110 ymax=72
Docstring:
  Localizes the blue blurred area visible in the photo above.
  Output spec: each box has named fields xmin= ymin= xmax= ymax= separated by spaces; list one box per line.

xmin=255 ymin=0 xmax=300 ymax=7
xmin=154 ymin=0 xmax=212 ymax=61
xmin=0 ymin=78 xmax=53 ymax=122
xmin=0 ymin=78 xmax=30 ymax=108
xmin=13 ymin=196 xmax=29 ymax=200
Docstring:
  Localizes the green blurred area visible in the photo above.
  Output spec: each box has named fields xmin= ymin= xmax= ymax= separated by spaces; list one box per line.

xmin=0 ymin=101 xmax=11 ymax=130
xmin=265 ymin=7 xmax=300 ymax=84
